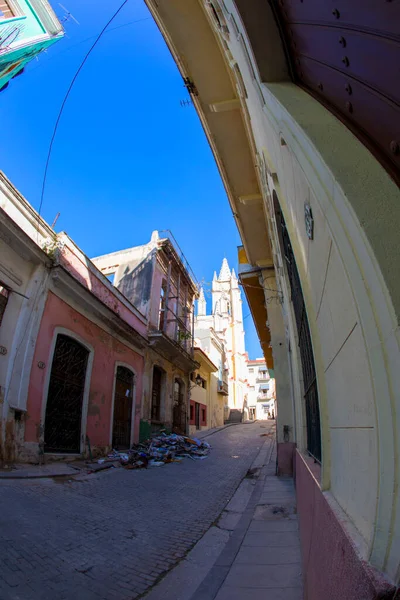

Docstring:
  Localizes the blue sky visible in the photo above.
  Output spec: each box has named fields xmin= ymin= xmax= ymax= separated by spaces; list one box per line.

xmin=0 ymin=0 xmax=262 ymax=358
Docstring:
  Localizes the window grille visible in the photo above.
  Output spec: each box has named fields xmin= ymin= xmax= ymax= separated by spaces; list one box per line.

xmin=279 ymin=211 xmax=321 ymax=462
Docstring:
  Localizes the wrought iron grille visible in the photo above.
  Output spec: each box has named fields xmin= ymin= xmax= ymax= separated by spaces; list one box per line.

xmin=44 ymin=334 xmax=89 ymax=453
xmin=279 ymin=212 xmax=322 ymax=462
xmin=112 ymin=366 xmax=134 ymax=449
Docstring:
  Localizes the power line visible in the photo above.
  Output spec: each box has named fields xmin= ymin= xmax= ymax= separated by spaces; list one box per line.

xmin=26 ymin=16 xmax=151 ymax=76
xmin=38 ymin=0 xmax=131 ymax=221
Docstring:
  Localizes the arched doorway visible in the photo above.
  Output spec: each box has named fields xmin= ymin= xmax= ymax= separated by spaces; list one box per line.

xmin=44 ymin=334 xmax=89 ymax=453
xmin=112 ymin=366 xmax=135 ymax=450
xmin=173 ymin=379 xmax=186 ymax=433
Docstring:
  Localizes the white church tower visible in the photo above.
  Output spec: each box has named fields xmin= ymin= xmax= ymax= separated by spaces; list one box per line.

xmin=196 ymin=258 xmax=248 ymax=412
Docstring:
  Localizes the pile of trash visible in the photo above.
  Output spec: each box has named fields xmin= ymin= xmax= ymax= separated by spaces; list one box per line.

xmin=105 ymin=433 xmax=211 ymax=469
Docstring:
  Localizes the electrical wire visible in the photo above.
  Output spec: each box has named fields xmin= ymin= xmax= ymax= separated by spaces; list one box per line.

xmin=37 ymin=0 xmax=131 ymax=222
xmin=26 ymin=17 xmax=151 ymax=77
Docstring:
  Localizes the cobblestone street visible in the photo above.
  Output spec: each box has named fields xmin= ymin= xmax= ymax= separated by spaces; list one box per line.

xmin=0 ymin=423 xmax=273 ymax=600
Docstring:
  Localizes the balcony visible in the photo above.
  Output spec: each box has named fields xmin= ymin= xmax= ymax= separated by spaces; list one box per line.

xmin=257 ymin=372 xmax=270 ymax=382
xmin=257 ymin=394 xmax=270 ymax=402
xmin=148 ymin=326 xmax=198 ymax=372
xmin=217 ymin=379 xmax=229 ymax=396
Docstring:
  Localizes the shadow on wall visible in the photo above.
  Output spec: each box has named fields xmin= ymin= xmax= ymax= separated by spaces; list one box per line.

xmin=116 ymin=252 xmax=155 ymax=317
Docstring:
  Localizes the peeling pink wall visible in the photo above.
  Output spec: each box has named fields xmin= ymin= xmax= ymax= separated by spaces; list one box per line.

xmin=25 ymin=292 xmax=144 ymax=451
xmin=58 ymin=242 xmax=147 ymax=338
xmin=295 ymin=451 xmax=397 ymax=600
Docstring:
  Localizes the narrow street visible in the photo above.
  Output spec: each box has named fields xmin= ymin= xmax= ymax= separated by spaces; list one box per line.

xmin=0 ymin=423 xmax=273 ymax=600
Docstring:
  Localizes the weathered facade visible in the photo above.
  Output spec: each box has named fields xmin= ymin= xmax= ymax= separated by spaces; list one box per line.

xmin=0 ymin=0 xmax=63 ymax=91
xmin=92 ymin=231 xmax=198 ymax=437
xmin=143 ymin=2 xmax=400 ymax=598
xmin=0 ymin=173 xmax=148 ymax=462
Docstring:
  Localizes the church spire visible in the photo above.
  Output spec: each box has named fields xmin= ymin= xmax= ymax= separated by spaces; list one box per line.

xmin=197 ymin=287 xmax=207 ymax=317
xmin=218 ymin=258 xmax=231 ymax=281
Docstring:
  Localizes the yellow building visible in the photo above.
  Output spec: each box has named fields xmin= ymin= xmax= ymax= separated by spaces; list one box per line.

xmin=189 ymin=346 xmax=220 ymax=434
xmin=144 ymin=2 xmax=400 ymax=598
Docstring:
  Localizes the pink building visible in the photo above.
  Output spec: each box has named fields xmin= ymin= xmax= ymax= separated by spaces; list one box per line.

xmin=23 ymin=234 xmax=148 ymax=460
xmin=0 ymin=173 xmax=147 ymax=462
xmin=0 ymin=174 xmax=199 ymax=463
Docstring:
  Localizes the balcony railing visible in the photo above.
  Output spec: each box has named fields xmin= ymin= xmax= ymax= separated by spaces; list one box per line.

xmin=256 ymin=373 xmax=269 ymax=382
xmin=217 ymin=380 xmax=229 ymax=396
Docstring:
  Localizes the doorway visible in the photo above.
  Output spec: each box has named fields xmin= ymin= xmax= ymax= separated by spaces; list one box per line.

xmin=195 ymin=402 xmax=200 ymax=430
xmin=44 ymin=334 xmax=89 ymax=453
xmin=173 ymin=379 xmax=186 ymax=433
xmin=151 ymin=366 xmax=163 ymax=421
xmin=112 ymin=366 xmax=135 ymax=449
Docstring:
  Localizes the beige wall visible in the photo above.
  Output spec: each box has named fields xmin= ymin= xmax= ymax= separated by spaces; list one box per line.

xmin=218 ymin=0 xmax=398 ymax=573
xmin=145 ymin=0 xmax=400 ymax=581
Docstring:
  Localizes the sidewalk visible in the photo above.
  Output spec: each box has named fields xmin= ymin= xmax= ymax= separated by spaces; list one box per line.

xmin=144 ymin=426 xmax=303 ymax=600
xmin=189 ymin=440 xmax=302 ymax=600
xmin=191 ymin=442 xmax=303 ymax=599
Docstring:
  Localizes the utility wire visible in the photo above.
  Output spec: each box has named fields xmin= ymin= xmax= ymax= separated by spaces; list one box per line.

xmin=38 ymin=0 xmax=130 ymax=221
xmin=27 ymin=17 xmax=150 ymax=76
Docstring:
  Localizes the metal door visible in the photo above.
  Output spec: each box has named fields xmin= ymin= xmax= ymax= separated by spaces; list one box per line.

xmin=271 ymin=0 xmax=400 ymax=184
xmin=44 ymin=334 xmax=89 ymax=453
xmin=195 ymin=403 xmax=200 ymax=430
xmin=112 ymin=366 xmax=134 ymax=449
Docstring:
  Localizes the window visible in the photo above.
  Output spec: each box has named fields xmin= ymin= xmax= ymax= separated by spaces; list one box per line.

xmin=158 ymin=281 xmax=167 ymax=330
xmin=0 ymin=1 xmax=14 ymax=19
xmin=0 ymin=284 xmax=10 ymax=327
xmin=276 ymin=192 xmax=321 ymax=462
xmin=249 ymin=368 xmax=254 ymax=373
xmin=199 ymin=376 xmax=207 ymax=389
xmin=201 ymin=407 xmax=207 ymax=425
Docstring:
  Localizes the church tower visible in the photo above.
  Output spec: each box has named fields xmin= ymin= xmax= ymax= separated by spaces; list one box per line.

xmin=210 ymin=258 xmax=248 ymax=409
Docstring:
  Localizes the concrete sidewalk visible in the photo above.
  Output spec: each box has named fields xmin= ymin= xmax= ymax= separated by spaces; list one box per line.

xmin=190 ymin=441 xmax=303 ymax=600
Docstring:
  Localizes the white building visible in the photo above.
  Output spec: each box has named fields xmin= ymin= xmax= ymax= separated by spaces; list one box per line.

xmin=246 ymin=358 xmax=276 ymax=421
xmin=195 ymin=258 xmax=248 ymax=419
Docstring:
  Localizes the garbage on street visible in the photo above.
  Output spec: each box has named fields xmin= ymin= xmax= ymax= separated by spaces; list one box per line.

xmin=105 ymin=432 xmax=211 ymax=469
